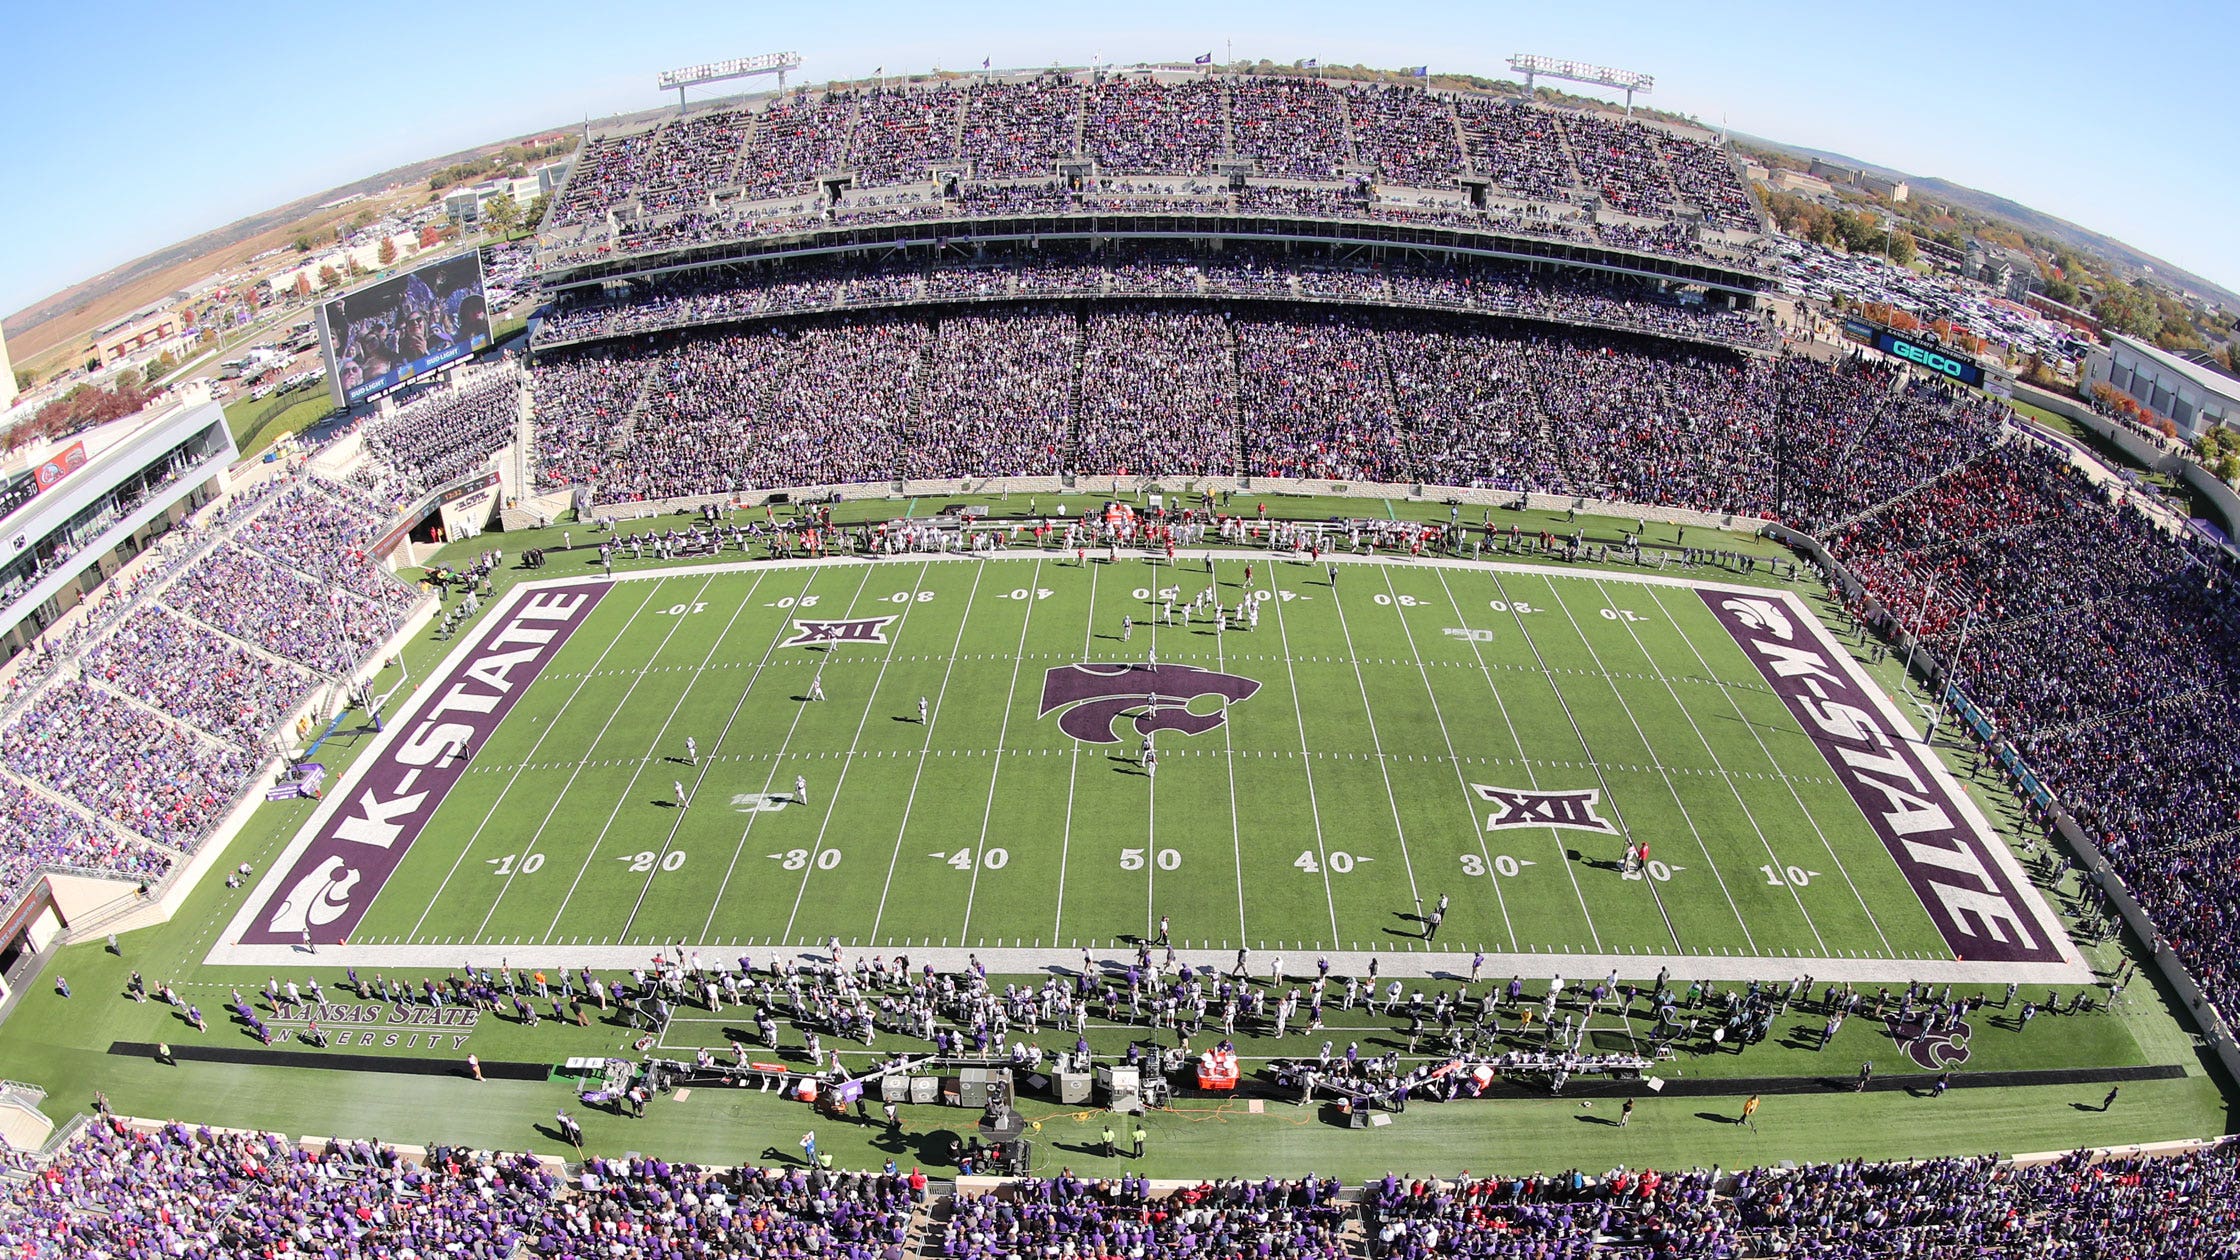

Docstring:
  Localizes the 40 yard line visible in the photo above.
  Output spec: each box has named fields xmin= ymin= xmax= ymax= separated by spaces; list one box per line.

xmin=1263 ymin=557 xmax=1342 ymax=944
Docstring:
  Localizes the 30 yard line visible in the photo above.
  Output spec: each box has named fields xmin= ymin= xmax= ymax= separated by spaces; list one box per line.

xmin=1376 ymin=566 xmax=1517 ymax=951
xmin=865 ymin=560 xmax=995 ymax=943
xmin=692 ymin=566 xmax=881 ymax=942
xmin=401 ymin=579 xmax=669 ymax=943
xmin=1590 ymin=577 xmax=1826 ymax=954
xmin=1526 ymin=572 xmax=1759 ymax=953
xmin=1645 ymin=583 xmax=1898 ymax=956
xmin=778 ymin=563 xmax=935 ymax=945
xmin=1432 ymin=567 xmax=1605 ymax=951
xmin=1263 ymin=558 xmax=1343 ymax=944
xmin=1485 ymin=571 xmax=1681 ymax=950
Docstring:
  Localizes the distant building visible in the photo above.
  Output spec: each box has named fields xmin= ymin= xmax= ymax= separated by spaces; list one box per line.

xmin=1858 ymin=172 xmax=1908 ymax=202
xmin=1768 ymin=169 xmax=1834 ymax=198
xmin=0 ymin=324 xmax=14 ymax=412
xmin=2089 ymin=334 xmax=2240 ymax=441
xmin=91 ymin=309 xmax=187 ymax=367
xmin=444 ymin=161 xmax=571 ymax=225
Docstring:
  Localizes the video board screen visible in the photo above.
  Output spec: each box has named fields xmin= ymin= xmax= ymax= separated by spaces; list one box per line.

xmin=319 ymin=252 xmax=489 ymax=405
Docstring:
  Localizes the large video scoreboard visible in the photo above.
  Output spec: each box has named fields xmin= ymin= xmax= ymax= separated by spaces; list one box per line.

xmin=1843 ymin=317 xmax=1985 ymax=388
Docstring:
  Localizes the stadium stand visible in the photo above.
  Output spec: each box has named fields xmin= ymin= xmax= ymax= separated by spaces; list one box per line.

xmin=5 ymin=1115 xmax=2234 ymax=1258
xmin=532 ymin=75 xmax=1769 ymax=271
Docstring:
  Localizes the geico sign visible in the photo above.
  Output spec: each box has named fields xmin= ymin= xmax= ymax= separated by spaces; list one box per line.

xmin=1890 ymin=340 xmax=1969 ymax=376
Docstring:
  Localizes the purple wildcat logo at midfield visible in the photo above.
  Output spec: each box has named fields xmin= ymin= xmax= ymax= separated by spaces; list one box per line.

xmin=1039 ymin=663 xmax=1260 ymax=744
xmin=783 ymin=617 xmax=898 ymax=648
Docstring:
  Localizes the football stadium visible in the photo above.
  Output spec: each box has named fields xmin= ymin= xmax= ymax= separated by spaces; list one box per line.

xmin=1 ymin=28 xmax=2237 ymax=1256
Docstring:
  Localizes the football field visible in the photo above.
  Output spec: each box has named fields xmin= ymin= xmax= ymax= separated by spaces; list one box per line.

xmin=220 ymin=551 xmax=2080 ymax=980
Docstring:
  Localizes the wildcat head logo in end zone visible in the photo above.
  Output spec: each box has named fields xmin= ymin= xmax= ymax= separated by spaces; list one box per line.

xmin=1040 ymin=663 xmax=1260 ymax=744
xmin=782 ymin=616 xmax=898 ymax=648
xmin=264 ymin=856 xmax=362 ymax=936
xmin=1883 ymin=1015 xmax=1973 ymax=1069
xmin=1472 ymin=785 xmax=1617 ymax=834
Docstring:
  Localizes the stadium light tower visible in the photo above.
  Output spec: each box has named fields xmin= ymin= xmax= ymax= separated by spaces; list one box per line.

xmin=1507 ymin=54 xmax=1654 ymax=115
xmin=656 ymin=52 xmax=804 ymax=114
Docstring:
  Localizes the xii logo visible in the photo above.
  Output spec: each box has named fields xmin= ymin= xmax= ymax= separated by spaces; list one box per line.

xmin=782 ymin=616 xmax=899 ymax=648
xmin=1471 ymin=785 xmax=1617 ymax=834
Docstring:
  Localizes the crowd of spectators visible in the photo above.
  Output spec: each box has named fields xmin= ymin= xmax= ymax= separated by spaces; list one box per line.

xmin=9 ymin=1113 xmax=2232 ymax=1259
xmin=0 ymin=678 xmax=254 ymax=852
xmin=535 ymin=76 xmax=1763 ymax=269
xmin=1831 ymin=437 xmax=2240 ymax=1025
xmin=362 ymin=369 xmax=521 ymax=493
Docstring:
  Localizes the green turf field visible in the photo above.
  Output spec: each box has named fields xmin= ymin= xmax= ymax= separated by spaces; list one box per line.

xmin=241 ymin=550 xmax=2045 ymax=971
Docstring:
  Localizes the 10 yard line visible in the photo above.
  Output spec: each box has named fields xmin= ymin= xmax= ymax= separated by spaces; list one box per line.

xmin=1592 ymin=577 xmax=1826 ymax=955
xmin=402 ymin=579 xmax=669 ymax=943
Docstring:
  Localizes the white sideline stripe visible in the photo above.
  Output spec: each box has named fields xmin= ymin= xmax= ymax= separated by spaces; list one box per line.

xmin=866 ymin=561 xmax=997 ymax=941
xmin=1590 ymin=576 xmax=1828 ymax=955
xmin=1531 ymin=570 xmax=1760 ymax=952
xmin=1431 ymin=566 xmax=1603 ymax=949
xmin=694 ymin=565 xmax=881 ymax=940
xmin=1645 ymin=584 xmax=1898 ymax=957
xmin=510 ymin=572 xmax=728 ymax=943
xmin=1375 ymin=566 xmax=1517 ymax=951
xmin=779 ymin=564 xmax=934 ymax=945
xmin=403 ymin=580 xmax=670 ymax=943
xmin=1263 ymin=561 xmax=1343 ymax=943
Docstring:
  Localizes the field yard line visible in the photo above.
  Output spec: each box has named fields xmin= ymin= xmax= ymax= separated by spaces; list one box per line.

xmin=865 ymin=561 xmax=999 ymax=943
xmin=779 ymin=563 xmax=936 ymax=946
xmin=692 ymin=566 xmax=881 ymax=942
xmin=1036 ymin=557 xmax=1097 ymax=943
xmin=616 ymin=567 xmax=817 ymax=938
xmin=1431 ymin=568 xmax=1605 ymax=950
xmin=1644 ymin=584 xmax=1899 ymax=957
xmin=1263 ymin=557 xmax=1343 ymax=944
xmin=1323 ymin=573 xmax=1424 ymax=907
xmin=1591 ymin=578 xmax=1827 ymax=955
xmin=1526 ymin=573 xmax=1759 ymax=952
xmin=1376 ymin=567 xmax=1517 ymax=951
xmin=502 ymin=572 xmax=738 ymax=941
xmin=402 ymin=580 xmax=670 ymax=943
xmin=1209 ymin=565 xmax=1248 ymax=944
xmin=1485 ymin=572 xmax=1680 ymax=949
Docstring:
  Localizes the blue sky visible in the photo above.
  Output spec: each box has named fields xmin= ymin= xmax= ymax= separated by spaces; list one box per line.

xmin=3 ymin=0 xmax=2234 ymax=322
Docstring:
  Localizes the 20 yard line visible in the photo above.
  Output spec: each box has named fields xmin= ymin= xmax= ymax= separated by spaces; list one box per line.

xmin=402 ymin=579 xmax=668 ymax=943
xmin=1487 ymin=571 xmax=1683 ymax=950
xmin=692 ymin=565 xmax=881 ymax=941
xmin=1431 ymin=567 xmax=1603 ymax=949
xmin=865 ymin=561 xmax=995 ymax=943
xmin=1526 ymin=572 xmax=1758 ymax=953
xmin=778 ymin=563 xmax=935 ymax=945
xmin=1591 ymin=577 xmax=1826 ymax=954
xmin=474 ymin=573 xmax=723 ymax=941
xmin=1376 ymin=567 xmax=1517 ymax=951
